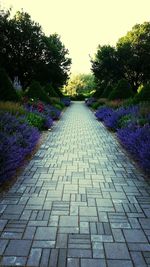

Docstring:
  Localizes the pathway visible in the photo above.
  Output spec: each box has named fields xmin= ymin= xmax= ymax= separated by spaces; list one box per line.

xmin=0 ymin=102 xmax=150 ymax=267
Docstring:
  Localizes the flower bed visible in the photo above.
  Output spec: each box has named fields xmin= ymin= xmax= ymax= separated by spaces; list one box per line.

xmin=0 ymin=112 xmax=40 ymax=183
xmin=0 ymin=99 xmax=66 ymax=184
xmin=94 ymin=102 xmax=150 ymax=173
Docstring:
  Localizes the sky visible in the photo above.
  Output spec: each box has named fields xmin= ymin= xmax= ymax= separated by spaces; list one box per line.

xmin=1 ymin=0 xmax=150 ymax=74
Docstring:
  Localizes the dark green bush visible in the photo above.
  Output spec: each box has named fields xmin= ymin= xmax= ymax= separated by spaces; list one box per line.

xmin=101 ymin=85 xmax=113 ymax=98
xmin=118 ymin=114 xmax=133 ymax=128
xmin=109 ymin=79 xmax=134 ymax=100
xmin=26 ymin=112 xmax=44 ymax=130
xmin=134 ymin=83 xmax=150 ymax=102
xmin=0 ymin=68 xmax=19 ymax=102
xmin=91 ymin=101 xmax=103 ymax=110
xmin=53 ymin=103 xmax=63 ymax=110
xmin=26 ymin=81 xmax=51 ymax=103
xmin=51 ymin=99 xmax=65 ymax=109
xmin=43 ymin=84 xmax=58 ymax=97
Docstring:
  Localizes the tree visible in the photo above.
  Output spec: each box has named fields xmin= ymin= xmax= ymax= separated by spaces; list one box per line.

xmin=26 ymin=80 xmax=51 ymax=103
xmin=91 ymin=45 xmax=122 ymax=93
xmin=117 ymin=22 xmax=150 ymax=92
xmin=109 ymin=79 xmax=134 ymax=100
xmin=35 ymin=34 xmax=71 ymax=95
xmin=0 ymin=9 xmax=71 ymax=93
xmin=63 ymin=73 xmax=95 ymax=96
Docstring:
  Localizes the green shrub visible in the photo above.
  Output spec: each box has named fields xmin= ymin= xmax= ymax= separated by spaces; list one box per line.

xmin=53 ymin=103 xmax=63 ymax=110
xmin=26 ymin=81 xmax=51 ymax=103
xmin=43 ymin=84 xmax=58 ymax=97
xmin=91 ymin=101 xmax=102 ymax=110
xmin=51 ymin=98 xmax=65 ymax=109
xmin=118 ymin=114 xmax=133 ymax=128
xmin=101 ymin=85 xmax=113 ymax=98
xmin=0 ymin=101 xmax=26 ymax=116
xmin=0 ymin=68 xmax=19 ymax=102
xmin=134 ymin=83 xmax=150 ymax=102
xmin=109 ymin=79 xmax=134 ymax=100
xmin=93 ymin=83 xmax=106 ymax=98
xmin=122 ymin=97 xmax=137 ymax=106
xmin=26 ymin=112 xmax=44 ymax=130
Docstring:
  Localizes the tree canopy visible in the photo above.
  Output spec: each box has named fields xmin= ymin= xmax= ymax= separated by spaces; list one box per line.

xmin=0 ymin=9 xmax=71 ymax=92
xmin=91 ymin=21 xmax=150 ymax=96
xmin=63 ymin=73 xmax=95 ymax=96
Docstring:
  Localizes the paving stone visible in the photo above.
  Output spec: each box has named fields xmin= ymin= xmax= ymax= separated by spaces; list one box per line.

xmin=91 ymin=234 xmax=113 ymax=242
xmin=40 ymin=248 xmax=51 ymax=267
xmin=139 ymin=218 xmax=150 ymax=229
xmin=0 ymin=219 xmax=7 ymax=231
xmin=131 ymin=251 xmax=147 ymax=267
xmin=67 ymin=258 xmax=80 ymax=267
xmin=27 ymin=248 xmax=42 ymax=266
xmin=34 ymin=227 xmax=57 ymax=240
xmin=5 ymin=240 xmax=32 ymax=256
xmin=49 ymin=249 xmax=58 ymax=267
xmin=23 ymin=226 xmax=36 ymax=239
xmin=0 ymin=240 xmax=9 ymax=255
xmin=123 ymin=229 xmax=148 ymax=242
xmin=81 ymin=258 xmax=106 ymax=267
xmin=80 ymin=207 xmax=97 ymax=216
xmin=58 ymin=248 xmax=67 ymax=267
xmin=68 ymin=248 xmax=92 ymax=258
xmin=32 ymin=240 xmax=55 ymax=248
xmin=59 ymin=216 xmax=78 ymax=227
xmin=0 ymin=256 xmax=27 ymax=266
xmin=104 ymin=243 xmax=130 ymax=259
xmin=107 ymin=260 xmax=133 ymax=267
xmin=56 ymin=233 xmax=68 ymax=248
xmin=96 ymin=199 xmax=113 ymax=207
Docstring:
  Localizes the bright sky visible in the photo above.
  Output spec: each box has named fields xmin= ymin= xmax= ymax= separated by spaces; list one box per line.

xmin=1 ymin=0 xmax=150 ymax=74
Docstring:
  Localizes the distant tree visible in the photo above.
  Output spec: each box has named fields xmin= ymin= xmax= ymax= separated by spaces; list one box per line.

xmin=64 ymin=73 xmax=95 ymax=96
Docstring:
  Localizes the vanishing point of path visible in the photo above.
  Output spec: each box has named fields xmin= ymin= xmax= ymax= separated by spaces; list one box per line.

xmin=0 ymin=101 xmax=150 ymax=267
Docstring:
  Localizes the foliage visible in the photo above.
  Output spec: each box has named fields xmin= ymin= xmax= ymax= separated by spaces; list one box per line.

xmin=117 ymin=22 xmax=150 ymax=91
xmin=0 ymin=68 xmax=19 ymax=102
xmin=109 ymin=79 xmax=134 ymax=100
xmin=0 ymin=112 xmax=40 ymax=183
xmin=92 ymin=22 xmax=150 ymax=95
xmin=134 ymin=83 xmax=150 ymax=102
xmin=26 ymin=112 xmax=45 ymax=130
xmin=101 ymin=84 xmax=113 ymax=98
xmin=43 ymin=83 xmax=58 ymax=97
xmin=63 ymin=73 xmax=95 ymax=96
xmin=0 ymin=10 xmax=71 ymax=92
xmin=26 ymin=81 xmax=51 ymax=103
xmin=91 ymin=45 xmax=122 ymax=92
xmin=0 ymin=101 xmax=26 ymax=115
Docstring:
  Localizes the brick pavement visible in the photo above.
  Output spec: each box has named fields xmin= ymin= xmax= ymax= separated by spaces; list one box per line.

xmin=0 ymin=101 xmax=150 ymax=267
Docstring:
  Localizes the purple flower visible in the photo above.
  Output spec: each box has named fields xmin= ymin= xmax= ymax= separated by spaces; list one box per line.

xmin=0 ymin=112 xmax=40 ymax=183
xmin=117 ymin=124 xmax=150 ymax=171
